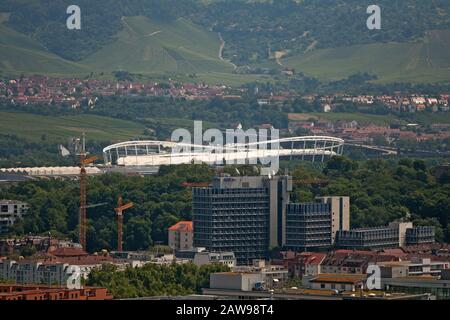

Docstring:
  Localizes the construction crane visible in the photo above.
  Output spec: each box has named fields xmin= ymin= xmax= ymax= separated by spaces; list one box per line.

xmin=292 ymin=178 xmax=329 ymax=186
xmin=180 ymin=182 xmax=210 ymax=188
xmin=115 ymin=196 xmax=134 ymax=252
xmin=78 ymin=133 xmax=98 ymax=251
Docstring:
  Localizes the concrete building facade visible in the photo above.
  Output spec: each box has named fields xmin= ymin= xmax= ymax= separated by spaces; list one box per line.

xmin=168 ymin=221 xmax=194 ymax=252
xmin=0 ymin=200 xmax=29 ymax=234
xmin=336 ymin=222 xmax=435 ymax=250
xmin=285 ymin=197 xmax=350 ymax=252
xmin=193 ymin=175 xmax=292 ymax=265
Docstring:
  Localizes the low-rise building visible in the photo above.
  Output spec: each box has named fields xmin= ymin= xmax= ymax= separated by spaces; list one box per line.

xmin=274 ymin=251 xmax=326 ymax=277
xmin=232 ymin=260 xmax=288 ymax=289
xmin=210 ymin=272 xmax=264 ymax=292
xmin=0 ymin=284 xmax=112 ymax=300
xmin=168 ymin=221 xmax=194 ymax=252
xmin=0 ymin=200 xmax=29 ymax=234
xmin=304 ymin=274 xmax=367 ymax=292
xmin=193 ymin=251 xmax=236 ymax=268
xmin=376 ymin=258 xmax=449 ymax=277
xmin=336 ymin=222 xmax=435 ymax=250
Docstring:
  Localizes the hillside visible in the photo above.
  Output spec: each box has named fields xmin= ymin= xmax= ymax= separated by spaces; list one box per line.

xmin=82 ymin=16 xmax=233 ymax=75
xmin=0 ymin=111 xmax=145 ymax=142
xmin=0 ymin=13 xmax=238 ymax=81
xmin=0 ymin=0 xmax=449 ymax=84
xmin=282 ymin=30 xmax=450 ymax=83
xmin=0 ymin=21 xmax=88 ymax=75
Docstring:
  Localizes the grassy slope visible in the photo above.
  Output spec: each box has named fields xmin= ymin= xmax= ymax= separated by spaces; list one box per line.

xmin=0 ymin=20 xmax=89 ymax=75
xmin=283 ymin=30 xmax=450 ymax=83
xmin=0 ymin=111 xmax=145 ymax=142
xmin=82 ymin=16 xmax=234 ymax=75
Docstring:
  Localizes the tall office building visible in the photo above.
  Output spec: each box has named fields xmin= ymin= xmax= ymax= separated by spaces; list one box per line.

xmin=285 ymin=197 xmax=350 ymax=252
xmin=193 ymin=175 xmax=292 ymax=265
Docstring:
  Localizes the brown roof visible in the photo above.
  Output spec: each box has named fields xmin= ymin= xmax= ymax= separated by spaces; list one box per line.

xmin=311 ymin=274 xmax=367 ymax=284
xmin=168 ymin=221 xmax=193 ymax=232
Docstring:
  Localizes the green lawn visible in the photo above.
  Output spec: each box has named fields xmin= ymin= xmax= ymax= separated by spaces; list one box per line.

xmin=0 ymin=111 xmax=145 ymax=142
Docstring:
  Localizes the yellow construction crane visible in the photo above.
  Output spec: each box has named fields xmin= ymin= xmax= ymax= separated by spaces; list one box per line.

xmin=78 ymin=132 xmax=98 ymax=251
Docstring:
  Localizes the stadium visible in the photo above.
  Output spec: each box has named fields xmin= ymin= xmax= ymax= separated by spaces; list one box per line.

xmin=102 ymin=136 xmax=345 ymax=167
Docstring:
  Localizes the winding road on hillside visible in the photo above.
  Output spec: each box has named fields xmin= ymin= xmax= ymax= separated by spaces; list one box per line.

xmin=218 ymin=32 xmax=237 ymax=70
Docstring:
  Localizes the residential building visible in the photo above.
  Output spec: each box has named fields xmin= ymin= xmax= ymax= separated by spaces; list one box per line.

xmin=209 ymin=272 xmax=264 ymax=292
xmin=193 ymin=175 xmax=292 ymax=265
xmin=320 ymin=250 xmax=398 ymax=274
xmin=376 ymin=258 xmax=449 ymax=277
xmin=0 ymin=200 xmax=29 ymax=234
xmin=273 ymin=251 xmax=326 ymax=277
xmin=168 ymin=221 xmax=194 ymax=251
xmin=0 ymin=284 xmax=113 ymax=300
xmin=0 ymin=253 xmax=115 ymax=286
xmin=304 ymin=274 xmax=367 ymax=292
xmin=232 ymin=260 xmax=289 ymax=288
xmin=193 ymin=251 xmax=236 ymax=268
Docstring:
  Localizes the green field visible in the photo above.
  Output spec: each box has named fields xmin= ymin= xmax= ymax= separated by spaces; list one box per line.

xmin=283 ymin=30 xmax=450 ymax=83
xmin=0 ymin=111 xmax=145 ymax=142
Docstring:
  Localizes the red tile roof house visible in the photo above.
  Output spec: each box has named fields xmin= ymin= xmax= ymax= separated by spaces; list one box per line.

xmin=273 ymin=251 xmax=326 ymax=277
xmin=168 ymin=221 xmax=194 ymax=252
xmin=320 ymin=251 xmax=399 ymax=275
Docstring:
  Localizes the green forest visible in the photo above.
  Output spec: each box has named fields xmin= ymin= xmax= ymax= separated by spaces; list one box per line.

xmin=86 ymin=262 xmax=229 ymax=298
xmin=1 ymin=158 xmax=449 ymax=252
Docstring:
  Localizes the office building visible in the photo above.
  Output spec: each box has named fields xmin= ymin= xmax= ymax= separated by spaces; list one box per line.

xmin=336 ymin=222 xmax=435 ymax=250
xmin=193 ymin=175 xmax=292 ymax=265
xmin=0 ymin=200 xmax=29 ymax=234
xmin=168 ymin=221 xmax=194 ymax=252
xmin=405 ymin=226 xmax=436 ymax=245
xmin=285 ymin=197 xmax=350 ymax=252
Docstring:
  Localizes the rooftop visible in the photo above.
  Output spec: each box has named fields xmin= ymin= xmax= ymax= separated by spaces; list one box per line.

xmin=310 ymin=274 xmax=367 ymax=284
xmin=168 ymin=221 xmax=193 ymax=232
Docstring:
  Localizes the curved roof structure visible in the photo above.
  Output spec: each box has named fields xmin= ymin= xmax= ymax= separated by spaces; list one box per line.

xmin=102 ymin=136 xmax=344 ymax=167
